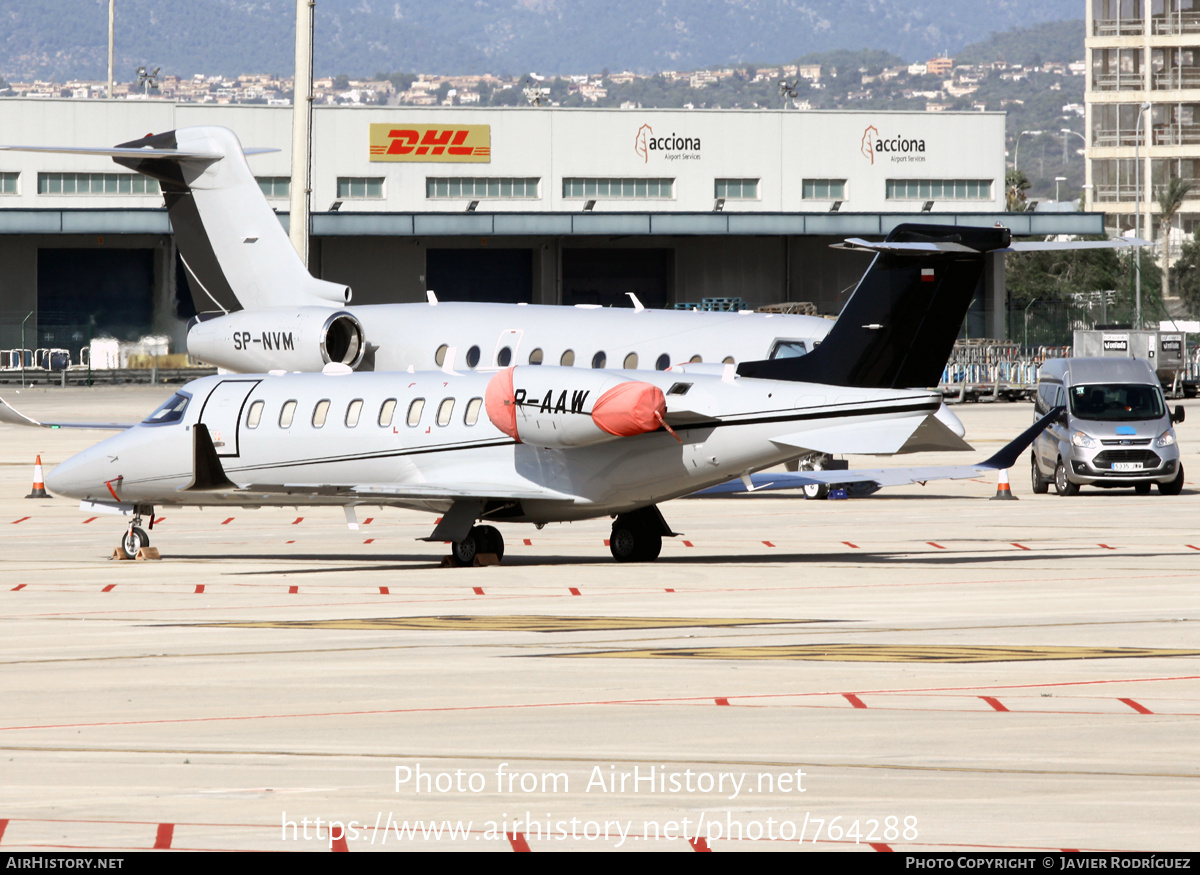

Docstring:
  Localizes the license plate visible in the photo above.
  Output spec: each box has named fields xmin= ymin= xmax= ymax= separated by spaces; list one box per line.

xmin=1112 ymin=462 xmax=1142 ymax=471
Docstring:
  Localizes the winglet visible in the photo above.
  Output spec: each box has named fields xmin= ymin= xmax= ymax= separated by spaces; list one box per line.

xmin=978 ymin=407 xmax=1063 ymax=471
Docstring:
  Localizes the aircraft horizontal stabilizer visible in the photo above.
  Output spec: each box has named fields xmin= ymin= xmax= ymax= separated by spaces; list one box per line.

xmin=769 ymin=413 xmax=933 ymax=456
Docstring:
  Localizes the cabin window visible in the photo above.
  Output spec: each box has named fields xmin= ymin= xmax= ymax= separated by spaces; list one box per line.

xmin=592 ymin=351 xmax=607 ymax=368
xmin=656 ymin=353 xmax=671 ymax=370
xmin=560 ymin=349 xmax=575 ymax=366
xmin=407 ymin=398 xmax=425 ymax=427
xmin=497 ymin=346 xmax=512 ymax=367
xmin=279 ymin=400 xmax=297 ymax=428
xmin=528 ymin=348 xmax=544 ymax=365
xmin=464 ymin=397 xmax=483 ymax=426
xmin=379 ymin=398 xmax=397 ymax=427
xmin=246 ymin=400 xmax=264 ymax=429
xmin=434 ymin=345 xmax=449 ymax=367
xmin=668 ymin=383 xmax=693 ymax=396
xmin=722 ymin=356 xmax=735 ymax=364
xmin=623 ymin=352 xmax=639 ymax=369
xmin=466 ymin=345 xmax=481 ymax=368
xmin=689 ymin=354 xmax=703 ymax=363
xmin=345 ymin=399 xmax=363 ymax=428
xmin=436 ymin=397 xmax=455 ymax=426
xmin=312 ymin=399 xmax=331 ymax=428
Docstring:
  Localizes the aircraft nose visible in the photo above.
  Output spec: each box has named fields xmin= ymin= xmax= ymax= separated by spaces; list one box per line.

xmin=45 ymin=445 xmax=114 ymax=500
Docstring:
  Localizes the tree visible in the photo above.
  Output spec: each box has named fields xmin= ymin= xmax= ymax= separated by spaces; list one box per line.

xmin=1157 ymin=177 xmax=1194 ymax=302
xmin=1174 ymin=239 xmax=1200 ymax=317
xmin=1005 ymin=169 xmax=1031 ymax=212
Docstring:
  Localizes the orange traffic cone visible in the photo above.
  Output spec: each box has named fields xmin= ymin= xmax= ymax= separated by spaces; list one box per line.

xmin=990 ymin=467 xmax=1018 ymax=501
xmin=26 ymin=455 xmax=51 ymax=499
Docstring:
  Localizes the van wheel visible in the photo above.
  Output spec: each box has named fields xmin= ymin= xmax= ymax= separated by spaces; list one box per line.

xmin=1054 ymin=459 xmax=1079 ymax=496
xmin=1159 ymin=464 xmax=1185 ymax=496
xmin=1030 ymin=453 xmax=1049 ymax=494
xmin=1134 ymin=482 xmax=1152 ymax=495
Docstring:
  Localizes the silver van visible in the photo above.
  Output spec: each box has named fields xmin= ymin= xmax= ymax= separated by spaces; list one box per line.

xmin=1032 ymin=358 xmax=1185 ymax=496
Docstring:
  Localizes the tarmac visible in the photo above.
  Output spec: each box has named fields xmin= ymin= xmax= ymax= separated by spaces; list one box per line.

xmin=0 ymin=385 xmax=1197 ymax=852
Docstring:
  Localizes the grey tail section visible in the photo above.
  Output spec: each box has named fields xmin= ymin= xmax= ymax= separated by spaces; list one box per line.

xmin=736 ymin=223 xmax=1011 ymax=389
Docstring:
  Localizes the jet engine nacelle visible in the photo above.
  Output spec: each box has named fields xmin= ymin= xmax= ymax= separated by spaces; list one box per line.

xmin=486 ymin=366 xmax=667 ymax=449
xmin=187 ymin=306 xmax=366 ymax=372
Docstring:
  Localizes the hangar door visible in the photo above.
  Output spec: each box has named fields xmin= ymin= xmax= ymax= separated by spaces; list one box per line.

xmin=37 ymin=249 xmax=154 ymax=346
xmin=425 ymin=248 xmax=533 ymax=303
xmin=563 ymin=248 xmax=670 ymax=309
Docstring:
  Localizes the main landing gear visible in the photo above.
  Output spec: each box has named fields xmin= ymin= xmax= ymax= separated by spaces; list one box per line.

xmin=449 ymin=525 xmax=505 ymax=567
xmin=609 ymin=505 xmax=674 ymax=563
xmin=118 ymin=506 xmax=154 ymax=559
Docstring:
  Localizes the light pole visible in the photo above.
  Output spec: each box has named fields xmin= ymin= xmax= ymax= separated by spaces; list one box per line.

xmin=1014 ymin=130 xmax=1043 ymax=173
xmin=1134 ymin=101 xmax=1151 ymax=328
xmin=1055 ymin=176 xmax=1067 ymax=202
xmin=1060 ymin=128 xmax=1086 ymax=164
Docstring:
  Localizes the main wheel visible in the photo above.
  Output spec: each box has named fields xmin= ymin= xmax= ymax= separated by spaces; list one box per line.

xmin=449 ymin=532 xmax=479 ymax=567
xmin=120 ymin=526 xmax=150 ymax=559
xmin=803 ymin=482 xmax=830 ymax=500
xmin=473 ymin=524 xmax=505 ymax=561
xmin=1159 ymin=464 xmax=1185 ymax=496
xmin=609 ymin=524 xmax=662 ymax=562
xmin=1030 ymin=453 xmax=1049 ymax=494
xmin=1054 ymin=459 xmax=1079 ymax=496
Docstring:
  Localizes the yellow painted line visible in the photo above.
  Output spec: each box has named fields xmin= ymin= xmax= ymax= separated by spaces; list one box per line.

xmin=202 ymin=615 xmax=827 ymax=633
xmin=560 ymin=644 xmax=1200 ymax=663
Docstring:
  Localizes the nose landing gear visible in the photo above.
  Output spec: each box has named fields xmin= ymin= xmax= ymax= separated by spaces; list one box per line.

xmin=117 ymin=506 xmax=155 ymax=560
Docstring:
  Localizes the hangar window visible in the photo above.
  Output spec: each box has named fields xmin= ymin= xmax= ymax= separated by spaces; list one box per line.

xmin=279 ymin=400 xmax=297 ymax=429
xmin=560 ymin=349 xmax=576 ymax=366
xmin=378 ymin=398 xmax=397 ymax=427
xmin=312 ymin=399 xmax=331 ymax=428
xmin=656 ymin=353 xmax=671 ymax=371
xmin=623 ymin=352 xmax=639 ymax=369
xmin=715 ymin=178 xmax=759 ymax=199
xmin=256 ymin=176 xmax=291 ymax=198
xmin=464 ymin=397 xmax=483 ymax=426
xmin=345 ymin=399 xmax=363 ymax=428
xmin=37 ymin=172 xmax=160 ymax=195
xmin=436 ymin=397 xmax=455 ymax=426
xmin=426 ymin=177 xmax=540 ymax=199
xmin=0 ymin=172 xmax=17 ymax=195
xmin=434 ymin=344 xmax=448 ymax=367
xmin=562 ymin=178 xmax=674 ymax=199
xmin=592 ymin=351 xmax=607 ymax=368
xmin=337 ymin=177 xmax=384 ymax=199
xmin=407 ymin=398 xmax=425 ymax=427
xmin=246 ymin=400 xmax=264 ymax=429
xmin=802 ymin=179 xmax=846 ymax=200
xmin=528 ymin=348 xmax=544 ymax=365
xmin=886 ymin=179 xmax=993 ymax=200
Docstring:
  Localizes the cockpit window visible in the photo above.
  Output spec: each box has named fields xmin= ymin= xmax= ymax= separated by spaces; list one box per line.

xmin=142 ymin=392 xmax=190 ymax=425
xmin=769 ymin=340 xmax=807 ymax=359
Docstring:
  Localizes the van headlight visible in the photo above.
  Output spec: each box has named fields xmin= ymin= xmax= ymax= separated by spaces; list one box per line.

xmin=1155 ymin=429 xmax=1176 ymax=448
xmin=1071 ymin=430 xmax=1098 ymax=448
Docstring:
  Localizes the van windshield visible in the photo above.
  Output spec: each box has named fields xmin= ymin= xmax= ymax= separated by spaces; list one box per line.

xmin=1068 ymin=383 xmax=1163 ymax=422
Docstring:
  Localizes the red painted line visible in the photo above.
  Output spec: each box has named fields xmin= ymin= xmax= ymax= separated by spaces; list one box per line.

xmin=1119 ymin=697 xmax=1153 ymax=715
xmin=153 ymin=823 xmax=173 ymax=849
xmin=1187 ymin=545 xmax=1200 ymax=551
xmin=11 ymin=584 xmax=25 ymax=591
xmin=286 ymin=540 xmax=295 ymax=544
xmin=11 ymin=517 xmax=29 ymax=524
xmin=363 ymin=539 xmax=374 ymax=544
xmin=288 ymin=586 xmax=298 ymax=594
xmin=82 ymin=517 xmax=97 ymax=524
xmin=152 ymin=517 xmax=164 ymax=525
xmin=101 ymin=585 xmax=115 ymax=593
xmin=331 ymin=833 xmax=349 ymax=852
xmin=1098 ymin=544 xmax=1116 ymax=550
xmin=1011 ymin=543 xmax=1031 ymax=550
xmin=603 ymin=538 xmax=610 ymax=546
xmin=379 ymin=587 xmax=390 ymax=595
xmin=568 ymin=587 xmax=582 ymax=596
xmin=221 ymin=517 xmax=234 ymax=525
xmin=689 ymin=836 xmax=712 ymax=852
xmin=0 ymin=818 xmax=6 ymax=842
xmin=682 ymin=540 xmax=694 ymax=547
xmin=843 ymin=694 xmax=867 ymax=709
xmin=194 ymin=585 xmax=204 ymax=594
xmin=472 ymin=587 xmax=484 ymax=595
xmin=523 ymin=538 xmax=532 ymax=546
xmin=842 ymin=541 xmax=859 ymax=549
xmin=714 ymin=698 xmax=730 ymax=707
xmin=508 ymin=832 xmax=531 ymax=852
xmin=434 ymin=516 xmax=442 ymax=524
xmin=927 ymin=542 xmax=946 ymax=549
xmin=980 ymin=696 xmax=1009 ymax=712
xmin=292 ymin=517 xmax=304 ymax=525
xmin=363 ymin=517 xmax=373 ymax=525
xmin=664 ymin=588 xmax=675 ymax=593
xmin=870 ymin=842 xmax=893 ymax=852
xmin=762 ymin=540 xmax=775 ymax=547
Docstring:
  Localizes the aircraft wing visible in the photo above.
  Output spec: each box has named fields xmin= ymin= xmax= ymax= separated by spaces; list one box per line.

xmin=699 ymin=408 xmax=1061 ymax=496
xmin=834 ymin=237 xmax=1147 ymax=255
xmin=0 ymin=396 xmax=133 ymax=430
xmin=229 ymin=481 xmax=578 ymax=503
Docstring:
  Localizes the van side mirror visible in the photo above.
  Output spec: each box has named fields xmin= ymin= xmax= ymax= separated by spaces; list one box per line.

xmin=1172 ymin=405 xmax=1186 ymax=425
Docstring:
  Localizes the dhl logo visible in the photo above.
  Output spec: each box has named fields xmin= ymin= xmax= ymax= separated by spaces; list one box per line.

xmin=369 ymin=123 xmax=491 ymax=163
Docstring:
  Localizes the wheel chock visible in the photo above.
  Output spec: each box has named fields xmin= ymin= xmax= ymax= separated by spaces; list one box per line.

xmin=111 ymin=548 xmax=129 ymax=561
xmin=474 ymin=552 xmax=500 ymax=566
xmin=135 ymin=547 xmax=161 ymax=561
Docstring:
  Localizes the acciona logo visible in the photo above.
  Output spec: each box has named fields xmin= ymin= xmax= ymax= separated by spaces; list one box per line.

xmin=861 ymin=124 xmax=926 ymax=164
xmin=635 ymin=124 xmax=702 ymax=163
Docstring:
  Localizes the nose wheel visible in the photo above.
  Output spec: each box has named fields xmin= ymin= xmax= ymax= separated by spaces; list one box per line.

xmin=117 ymin=507 xmax=154 ymax=559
